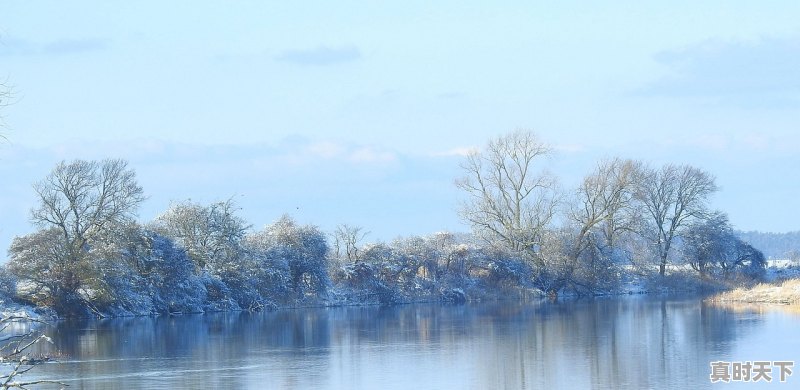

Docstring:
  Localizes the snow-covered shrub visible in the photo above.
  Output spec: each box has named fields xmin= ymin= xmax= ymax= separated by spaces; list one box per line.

xmin=243 ymin=232 xmax=292 ymax=305
xmin=333 ymin=261 xmax=399 ymax=305
xmin=141 ymin=231 xmax=206 ymax=313
xmin=255 ymin=215 xmax=330 ymax=301
xmin=200 ymin=273 xmax=240 ymax=312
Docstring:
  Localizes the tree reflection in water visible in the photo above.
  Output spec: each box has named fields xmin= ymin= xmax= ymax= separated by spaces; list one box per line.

xmin=27 ymin=296 xmax=796 ymax=389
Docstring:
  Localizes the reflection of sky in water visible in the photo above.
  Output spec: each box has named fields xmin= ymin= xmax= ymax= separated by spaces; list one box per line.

xmin=23 ymin=297 xmax=800 ymax=389
xmin=708 ymin=304 xmax=800 ymax=390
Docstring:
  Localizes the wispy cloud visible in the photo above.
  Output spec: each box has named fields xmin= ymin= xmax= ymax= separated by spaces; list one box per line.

xmin=306 ymin=141 xmax=346 ymax=159
xmin=0 ymin=37 xmax=37 ymax=56
xmin=553 ymin=143 xmax=586 ymax=153
xmin=639 ymin=36 xmax=800 ymax=107
xmin=431 ymin=147 xmax=477 ymax=158
xmin=347 ymin=145 xmax=396 ymax=163
xmin=275 ymin=45 xmax=361 ymax=66
xmin=0 ymin=36 xmax=109 ymax=57
xmin=43 ymin=38 xmax=109 ymax=55
xmin=20 ymin=136 xmax=399 ymax=170
xmin=653 ymin=131 xmax=797 ymax=155
xmin=291 ymin=139 xmax=397 ymax=164
xmin=0 ymin=136 xmax=459 ymax=255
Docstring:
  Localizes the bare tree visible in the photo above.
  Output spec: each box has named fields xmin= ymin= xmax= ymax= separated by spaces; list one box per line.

xmin=332 ymin=224 xmax=369 ymax=263
xmin=12 ymin=159 xmax=145 ymax=314
xmin=456 ymin=130 xmax=558 ymax=262
xmin=31 ymin=159 xmax=145 ymax=245
xmin=563 ymin=158 xmax=642 ymax=292
xmin=568 ymin=158 xmax=641 ymax=261
xmin=0 ymin=80 xmax=12 ymax=140
xmin=0 ymin=315 xmax=66 ymax=389
xmin=635 ymin=164 xmax=718 ymax=276
xmin=0 ymin=81 xmax=8 ymax=108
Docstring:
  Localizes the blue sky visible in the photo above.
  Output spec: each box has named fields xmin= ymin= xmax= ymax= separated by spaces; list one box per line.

xmin=1 ymin=2 xmax=799 ymax=256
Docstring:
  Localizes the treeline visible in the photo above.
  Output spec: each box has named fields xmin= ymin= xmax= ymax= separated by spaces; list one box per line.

xmin=0 ymin=160 xmax=536 ymax=316
xmin=736 ymin=231 xmax=800 ymax=259
xmin=1 ymin=131 xmax=769 ymax=317
xmin=453 ymin=131 xmax=766 ymax=295
xmin=2 ymin=197 xmax=536 ymax=316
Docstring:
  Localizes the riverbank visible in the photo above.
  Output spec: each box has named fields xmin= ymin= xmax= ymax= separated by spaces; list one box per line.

xmin=0 ymin=296 xmax=56 ymax=322
xmin=1 ymin=268 xmax=782 ymax=320
xmin=0 ymin=283 xmax=708 ymax=321
xmin=708 ymin=278 xmax=800 ymax=304
xmin=0 ymin=286 xmax=541 ymax=321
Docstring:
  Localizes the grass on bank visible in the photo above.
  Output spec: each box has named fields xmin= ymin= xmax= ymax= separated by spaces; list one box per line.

xmin=710 ymin=278 xmax=800 ymax=304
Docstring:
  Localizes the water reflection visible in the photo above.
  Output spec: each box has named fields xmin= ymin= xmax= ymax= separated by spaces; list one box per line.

xmin=27 ymin=296 xmax=799 ymax=389
xmin=708 ymin=300 xmax=800 ymax=316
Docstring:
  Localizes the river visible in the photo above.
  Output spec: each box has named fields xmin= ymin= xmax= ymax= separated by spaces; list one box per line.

xmin=23 ymin=296 xmax=799 ymax=389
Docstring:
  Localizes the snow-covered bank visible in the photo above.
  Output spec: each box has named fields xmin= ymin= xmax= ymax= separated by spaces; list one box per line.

xmin=765 ymin=261 xmax=800 ymax=282
xmin=0 ymin=297 xmax=56 ymax=322
xmin=5 ymin=263 xmax=787 ymax=320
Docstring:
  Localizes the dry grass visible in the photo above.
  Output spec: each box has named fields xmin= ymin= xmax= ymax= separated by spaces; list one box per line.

xmin=710 ymin=278 xmax=800 ymax=304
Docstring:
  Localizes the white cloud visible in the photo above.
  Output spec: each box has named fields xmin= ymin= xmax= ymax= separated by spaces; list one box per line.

xmin=553 ymin=143 xmax=586 ymax=153
xmin=687 ymin=134 xmax=730 ymax=151
xmin=348 ymin=146 xmax=396 ymax=164
xmin=305 ymin=141 xmax=346 ymax=159
xmin=431 ymin=147 xmax=478 ymax=157
xmin=0 ymin=36 xmax=109 ymax=57
xmin=648 ymin=131 xmax=798 ymax=155
xmin=738 ymin=133 xmax=770 ymax=151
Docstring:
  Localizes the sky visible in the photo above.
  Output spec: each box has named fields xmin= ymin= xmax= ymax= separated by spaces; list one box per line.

xmin=1 ymin=2 xmax=799 ymax=258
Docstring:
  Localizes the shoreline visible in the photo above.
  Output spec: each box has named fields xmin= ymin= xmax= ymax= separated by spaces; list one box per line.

xmin=8 ymin=273 xmax=799 ymax=321
xmin=706 ymin=278 xmax=800 ymax=305
xmin=2 ymin=286 xmax=715 ymax=322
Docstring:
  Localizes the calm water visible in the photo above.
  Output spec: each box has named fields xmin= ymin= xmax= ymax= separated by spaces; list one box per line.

xmin=23 ymin=296 xmax=800 ymax=389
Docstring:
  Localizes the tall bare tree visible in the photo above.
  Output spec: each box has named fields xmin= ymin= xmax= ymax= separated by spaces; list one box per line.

xmin=568 ymin=158 xmax=642 ymax=260
xmin=635 ymin=164 xmax=718 ymax=276
xmin=11 ymin=159 xmax=145 ymax=313
xmin=31 ymin=159 xmax=145 ymax=246
xmin=564 ymin=158 xmax=642 ymax=292
xmin=456 ymin=130 xmax=558 ymax=263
